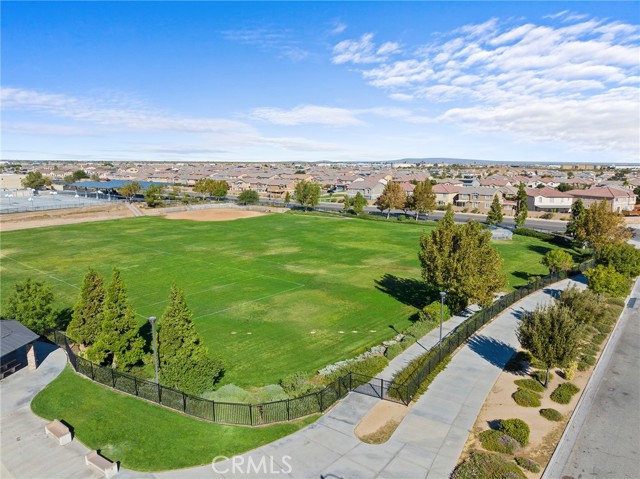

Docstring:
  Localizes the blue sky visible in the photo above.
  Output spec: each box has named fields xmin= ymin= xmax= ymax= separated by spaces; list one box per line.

xmin=2 ymin=1 xmax=639 ymax=163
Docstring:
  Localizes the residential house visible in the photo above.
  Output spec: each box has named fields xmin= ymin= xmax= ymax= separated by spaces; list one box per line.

xmin=432 ymin=184 xmax=462 ymax=206
xmin=455 ymin=187 xmax=501 ymax=212
xmin=525 ymin=187 xmax=573 ymax=213
xmin=567 ymin=187 xmax=637 ymax=213
xmin=346 ymin=176 xmax=387 ymax=200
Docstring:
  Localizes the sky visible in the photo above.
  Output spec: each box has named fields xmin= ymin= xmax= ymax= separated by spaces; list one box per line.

xmin=1 ymin=1 xmax=639 ymax=164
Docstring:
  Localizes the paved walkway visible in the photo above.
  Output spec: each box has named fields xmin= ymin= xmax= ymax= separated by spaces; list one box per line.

xmin=156 ymin=277 xmax=585 ymax=479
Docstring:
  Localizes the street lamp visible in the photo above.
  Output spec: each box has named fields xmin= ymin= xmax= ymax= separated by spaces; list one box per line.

xmin=148 ymin=316 xmax=159 ymax=384
xmin=439 ymin=291 xmax=447 ymax=348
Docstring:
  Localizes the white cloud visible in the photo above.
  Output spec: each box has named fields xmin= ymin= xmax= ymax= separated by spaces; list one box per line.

xmin=221 ymin=27 xmax=309 ymax=61
xmin=251 ymin=105 xmax=364 ymax=126
xmin=332 ymin=33 xmax=401 ymax=64
xmin=331 ymin=13 xmax=640 ymax=158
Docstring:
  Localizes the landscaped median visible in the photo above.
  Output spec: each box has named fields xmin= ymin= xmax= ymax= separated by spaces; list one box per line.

xmin=31 ymin=366 xmax=317 ymax=471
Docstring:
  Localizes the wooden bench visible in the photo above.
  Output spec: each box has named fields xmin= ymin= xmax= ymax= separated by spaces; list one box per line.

xmin=85 ymin=451 xmax=118 ymax=478
xmin=44 ymin=419 xmax=72 ymax=445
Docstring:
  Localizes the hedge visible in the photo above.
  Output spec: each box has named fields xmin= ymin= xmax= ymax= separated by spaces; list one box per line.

xmin=539 ymin=408 xmax=563 ymax=421
xmin=479 ymin=430 xmax=520 ymax=454
xmin=514 ymin=378 xmax=545 ymax=393
xmin=512 ymin=388 xmax=541 ymax=407
xmin=452 ymin=452 xmax=526 ymax=479
xmin=550 ymin=382 xmax=580 ymax=404
xmin=499 ymin=419 xmax=530 ymax=447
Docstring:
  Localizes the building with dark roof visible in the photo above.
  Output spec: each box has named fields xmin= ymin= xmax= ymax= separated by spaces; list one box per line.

xmin=1 ymin=320 xmax=40 ymax=379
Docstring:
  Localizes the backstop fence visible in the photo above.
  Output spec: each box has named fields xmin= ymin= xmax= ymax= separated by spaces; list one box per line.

xmin=49 ymin=258 xmax=593 ymax=426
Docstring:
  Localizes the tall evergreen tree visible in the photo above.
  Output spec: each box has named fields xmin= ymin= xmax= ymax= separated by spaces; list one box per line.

xmin=88 ymin=269 xmax=144 ymax=370
xmin=3 ymin=278 xmax=56 ymax=334
xmin=375 ymin=181 xmax=406 ymax=218
xmin=566 ymin=198 xmax=585 ymax=239
xmin=486 ymin=195 xmax=503 ymax=225
xmin=66 ymin=268 xmax=105 ymax=346
xmin=157 ymin=285 xmax=224 ymax=395
xmin=514 ymin=183 xmax=528 ymax=227
xmin=517 ymin=304 xmax=582 ymax=387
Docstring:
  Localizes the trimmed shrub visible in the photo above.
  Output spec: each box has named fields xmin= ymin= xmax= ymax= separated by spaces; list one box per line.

xmin=384 ymin=342 xmax=404 ymax=360
xmin=419 ymin=301 xmax=452 ymax=323
xmin=499 ymin=419 xmax=530 ymax=447
xmin=530 ymin=369 xmax=553 ymax=384
xmin=515 ymin=456 xmax=541 ymax=473
xmin=514 ymin=378 xmax=544 ymax=393
xmin=512 ymin=388 xmax=541 ymax=407
xmin=321 ymin=355 xmax=388 ymax=384
xmin=540 ymin=212 xmax=554 ymax=220
xmin=550 ymin=382 xmax=580 ymax=404
xmin=540 ymin=408 xmax=563 ymax=421
xmin=452 ymin=452 xmax=526 ymax=479
xmin=479 ymin=430 xmax=520 ymax=454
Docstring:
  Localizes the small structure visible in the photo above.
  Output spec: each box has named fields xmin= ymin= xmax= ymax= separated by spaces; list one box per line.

xmin=489 ymin=226 xmax=513 ymax=241
xmin=0 ymin=320 xmax=39 ymax=379
xmin=45 ymin=419 xmax=72 ymax=445
xmin=85 ymin=451 xmax=119 ymax=478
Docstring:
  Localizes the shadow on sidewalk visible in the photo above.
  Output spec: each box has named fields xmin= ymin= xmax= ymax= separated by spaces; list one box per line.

xmin=467 ymin=335 xmax=517 ymax=369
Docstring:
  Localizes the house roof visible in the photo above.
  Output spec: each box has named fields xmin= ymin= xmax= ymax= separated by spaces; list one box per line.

xmin=1 ymin=320 xmax=39 ymax=357
xmin=525 ymin=187 xmax=574 ymax=199
xmin=457 ymin=186 xmax=500 ymax=195
xmin=568 ymin=187 xmax=636 ymax=199
xmin=432 ymin=184 xmax=462 ymax=194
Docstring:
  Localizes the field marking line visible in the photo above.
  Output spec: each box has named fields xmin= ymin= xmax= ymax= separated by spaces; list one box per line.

xmin=192 ymin=284 xmax=306 ymax=319
xmin=1 ymin=255 xmax=80 ymax=290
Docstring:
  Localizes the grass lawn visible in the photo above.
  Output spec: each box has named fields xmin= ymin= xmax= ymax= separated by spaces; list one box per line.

xmin=1 ymin=213 xmax=573 ymax=387
xmin=31 ymin=366 xmax=317 ymax=471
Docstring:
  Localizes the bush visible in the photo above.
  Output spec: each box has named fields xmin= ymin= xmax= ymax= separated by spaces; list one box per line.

xmin=512 ymin=388 xmax=541 ymax=407
xmin=540 ymin=408 xmax=563 ymax=421
xmin=514 ymin=379 xmax=544 ymax=393
xmin=577 ymin=361 xmax=590 ymax=372
xmin=400 ymin=335 xmax=416 ymax=348
xmin=280 ymin=372 xmax=313 ymax=398
xmin=540 ymin=212 xmax=555 ymax=220
xmin=550 ymin=382 xmax=580 ymax=404
xmin=452 ymin=452 xmax=526 ymax=479
xmin=321 ymin=355 xmax=388 ymax=384
xmin=479 ymin=429 xmax=520 ymax=454
xmin=606 ymin=297 xmax=626 ymax=307
xmin=563 ymin=362 xmax=577 ymax=381
xmin=530 ymin=369 xmax=553 ymax=384
xmin=596 ymin=243 xmax=640 ymax=278
xmin=592 ymin=333 xmax=607 ymax=345
xmin=499 ymin=419 xmax=530 ymax=447
xmin=384 ymin=342 xmax=405 ymax=360
xmin=558 ymin=286 xmax=605 ymax=326
xmin=585 ymin=265 xmax=631 ymax=298
xmin=514 ymin=456 xmax=540 ymax=473
xmin=580 ymin=354 xmax=596 ymax=366
xmin=514 ymin=227 xmax=554 ymax=240
xmin=397 ymin=214 xmax=406 ymax=221
xmin=419 ymin=300 xmax=452 ymax=323
xmin=404 ymin=319 xmax=435 ymax=340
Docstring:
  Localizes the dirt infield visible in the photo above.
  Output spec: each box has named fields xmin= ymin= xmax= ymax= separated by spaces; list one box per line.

xmin=163 ymin=209 xmax=270 ymax=222
xmin=0 ymin=205 xmax=134 ymax=232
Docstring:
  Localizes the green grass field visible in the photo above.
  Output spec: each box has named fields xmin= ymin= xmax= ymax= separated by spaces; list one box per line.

xmin=31 ymin=366 xmax=317 ymax=471
xmin=1 ymin=213 xmax=569 ymax=387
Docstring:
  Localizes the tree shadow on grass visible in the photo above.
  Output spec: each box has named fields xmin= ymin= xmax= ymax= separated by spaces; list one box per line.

xmin=527 ymin=244 xmax=553 ymax=255
xmin=467 ymin=335 xmax=517 ymax=370
xmin=375 ymin=274 xmax=438 ymax=310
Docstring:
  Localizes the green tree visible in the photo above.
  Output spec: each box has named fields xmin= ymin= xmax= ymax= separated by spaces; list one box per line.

xmin=375 ymin=181 xmax=406 ymax=219
xmin=633 ymin=185 xmax=640 ymax=203
xmin=64 ymin=170 xmax=89 ymax=184
xmin=90 ymin=173 xmax=101 ymax=182
xmin=88 ymin=269 xmax=145 ymax=370
xmin=486 ymin=195 xmax=503 ymax=225
xmin=21 ymin=171 xmax=51 ymax=190
xmin=408 ymin=180 xmax=436 ymax=220
xmin=157 ymin=285 xmax=224 ymax=395
xmin=575 ymin=200 xmax=631 ymax=251
xmin=558 ymin=286 xmax=605 ymax=326
xmin=584 ymin=265 xmax=630 ymax=298
xmin=2 ymin=279 xmax=56 ymax=334
xmin=596 ymin=243 xmax=640 ymax=278
xmin=144 ymin=183 xmax=164 ymax=208
xmin=66 ymin=269 xmax=105 ymax=346
xmin=514 ymin=183 xmax=528 ymax=227
xmin=517 ymin=304 xmax=583 ymax=387
xmin=557 ymin=183 xmax=572 ymax=192
xmin=211 ymin=180 xmax=229 ymax=199
xmin=566 ymin=198 xmax=585 ymax=239
xmin=419 ymin=208 xmax=506 ymax=310
xmin=294 ymin=181 xmax=321 ymax=211
xmin=284 ymin=191 xmax=291 ymax=206
xmin=541 ymin=249 xmax=573 ymax=273
xmin=342 ymin=194 xmax=351 ymax=213
xmin=237 ymin=189 xmax=259 ymax=204
xmin=118 ymin=181 xmax=142 ymax=202
xmin=352 ymin=191 xmax=368 ymax=214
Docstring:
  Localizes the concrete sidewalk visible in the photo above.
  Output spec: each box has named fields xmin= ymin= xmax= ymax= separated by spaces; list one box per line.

xmin=157 ymin=277 xmax=586 ymax=479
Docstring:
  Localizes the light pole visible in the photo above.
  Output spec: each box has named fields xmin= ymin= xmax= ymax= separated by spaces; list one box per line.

xmin=439 ymin=291 xmax=447 ymax=349
xmin=148 ymin=316 xmax=159 ymax=384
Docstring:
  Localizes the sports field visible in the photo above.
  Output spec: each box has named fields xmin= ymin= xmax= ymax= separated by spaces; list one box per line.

xmin=0 ymin=213 xmax=567 ymax=387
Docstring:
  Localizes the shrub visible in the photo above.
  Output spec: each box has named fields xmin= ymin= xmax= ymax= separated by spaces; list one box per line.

xmin=563 ymin=362 xmax=577 ymax=381
xmin=515 ymin=456 xmax=541 ymax=473
xmin=512 ymin=388 xmax=541 ymax=407
xmin=594 ymin=322 xmax=612 ymax=335
xmin=471 ymin=208 xmax=480 ymax=214
xmin=585 ymin=265 xmax=631 ymax=298
xmin=397 ymin=214 xmax=406 ymax=221
xmin=384 ymin=342 xmax=404 ymax=360
xmin=280 ymin=372 xmax=313 ymax=398
xmin=514 ymin=227 xmax=554 ymax=241
xmin=530 ymin=369 xmax=553 ymax=384
xmin=400 ymin=335 xmax=416 ymax=348
xmin=577 ymin=361 xmax=590 ymax=371
xmin=499 ymin=419 xmax=530 ymax=447
xmin=479 ymin=429 xmax=520 ymax=454
xmin=504 ymin=351 xmax=532 ymax=373
xmin=606 ymin=297 xmax=626 ymax=307
xmin=452 ymin=452 xmax=526 ymax=479
xmin=558 ymin=286 xmax=605 ymax=326
xmin=514 ymin=379 xmax=544 ymax=393
xmin=550 ymin=382 xmax=580 ymax=404
xmin=540 ymin=212 xmax=555 ymax=220
xmin=592 ymin=333 xmax=607 ymax=345
xmin=404 ymin=319 xmax=435 ymax=340
xmin=596 ymin=243 xmax=640 ymax=278
xmin=540 ymin=408 xmax=563 ymax=421
xmin=419 ymin=301 xmax=452 ymax=323
xmin=580 ymin=354 xmax=596 ymax=366
xmin=321 ymin=355 xmax=388 ymax=384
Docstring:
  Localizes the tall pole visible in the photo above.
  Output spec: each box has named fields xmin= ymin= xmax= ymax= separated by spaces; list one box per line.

xmin=149 ymin=316 xmax=159 ymax=384
xmin=439 ymin=291 xmax=447 ymax=349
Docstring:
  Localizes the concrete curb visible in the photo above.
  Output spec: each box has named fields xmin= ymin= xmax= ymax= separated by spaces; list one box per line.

xmin=541 ymin=275 xmax=640 ymax=478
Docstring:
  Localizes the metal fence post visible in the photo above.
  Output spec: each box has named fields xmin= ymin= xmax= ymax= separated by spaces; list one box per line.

xmin=380 ymin=378 xmax=384 ymax=399
xmin=183 ymin=393 xmax=187 ymax=413
xmin=249 ymin=404 xmax=253 ymax=426
xmin=212 ymin=401 xmax=216 ymax=423
xmin=349 ymin=372 xmax=353 ymax=391
xmin=319 ymin=390 xmax=324 ymax=412
xmin=134 ymin=376 xmax=138 ymax=396
xmin=287 ymin=399 xmax=290 ymax=421
xmin=90 ymin=362 xmax=95 ymax=380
